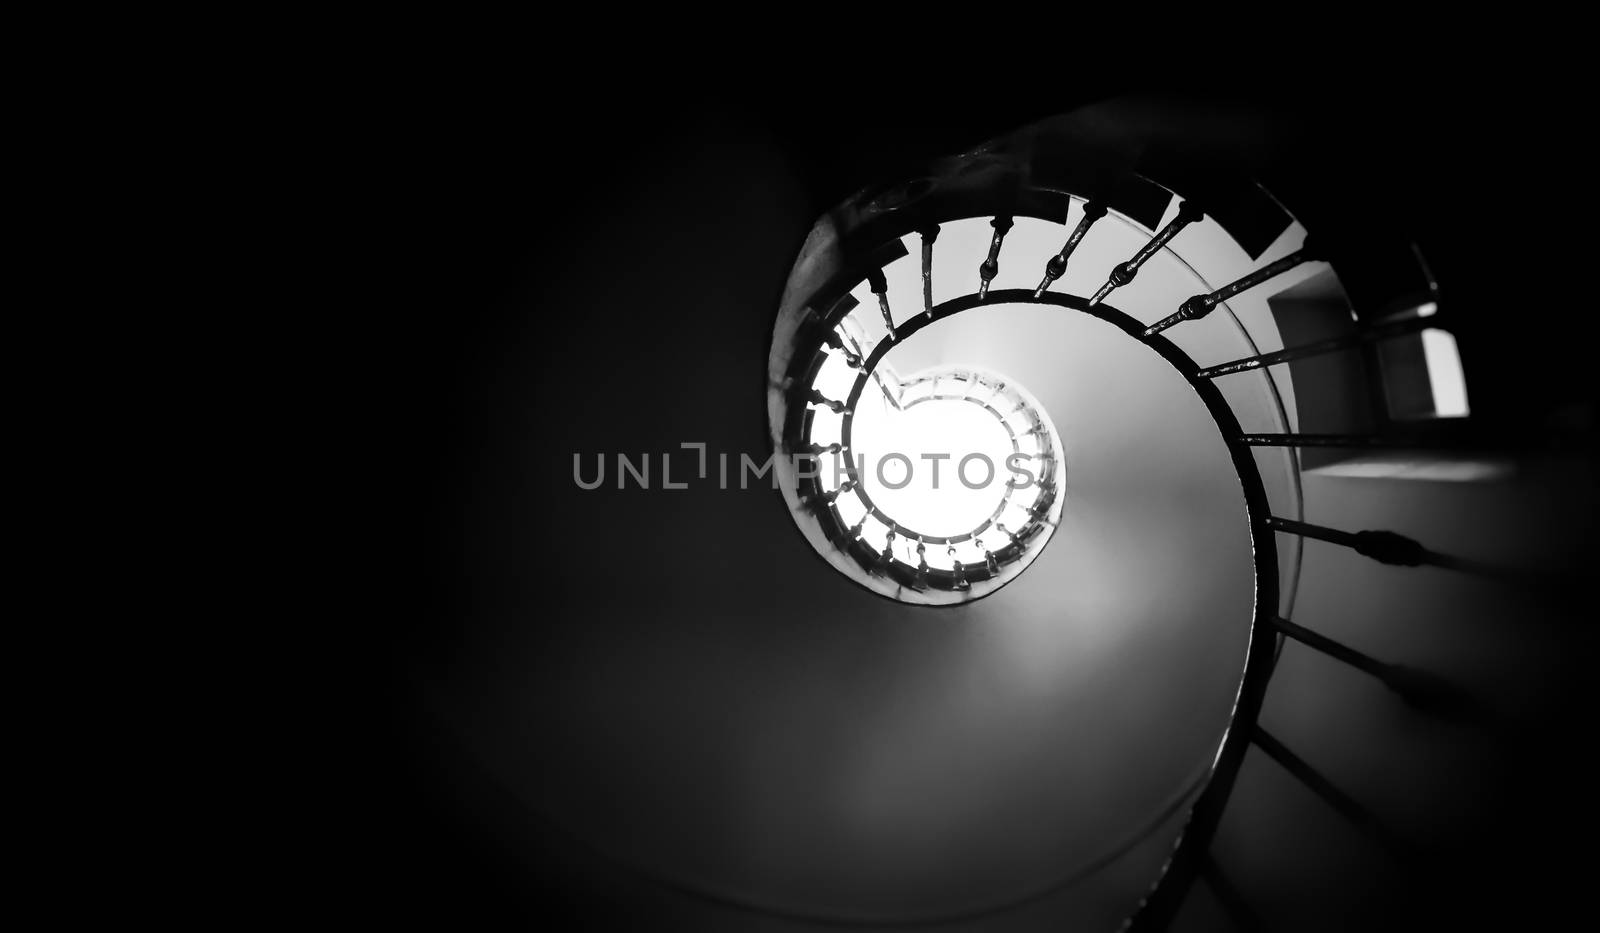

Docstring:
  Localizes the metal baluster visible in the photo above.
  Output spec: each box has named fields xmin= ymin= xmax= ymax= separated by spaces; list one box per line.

xmin=949 ymin=545 xmax=970 ymax=590
xmin=978 ymin=215 xmax=1014 ymax=299
xmin=821 ymin=329 xmax=863 ymax=369
xmin=1268 ymin=516 xmax=1424 ymax=566
xmin=807 ymin=389 xmax=848 ymax=415
xmin=1089 ymin=201 xmax=1204 ymax=307
xmin=1145 ymin=243 xmax=1315 ymax=336
xmin=1243 ymin=431 xmax=1565 ymax=452
xmin=866 ymin=265 xmax=895 ymax=336
xmin=1198 ymin=314 xmax=1432 ymax=379
xmin=1253 ymin=727 xmax=1414 ymax=859
xmin=1036 ymin=200 xmax=1108 ymax=297
xmin=1270 ymin=616 xmax=1481 ymax=720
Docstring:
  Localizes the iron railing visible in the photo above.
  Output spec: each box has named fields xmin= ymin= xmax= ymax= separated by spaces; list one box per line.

xmin=768 ymin=197 xmax=1486 ymax=929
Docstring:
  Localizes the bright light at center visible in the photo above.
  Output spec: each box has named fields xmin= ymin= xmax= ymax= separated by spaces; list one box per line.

xmin=853 ymin=390 xmax=1019 ymax=538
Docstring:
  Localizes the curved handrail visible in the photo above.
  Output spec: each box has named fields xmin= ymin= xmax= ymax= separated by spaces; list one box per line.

xmin=795 ymin=287 xmax=1285 ymax=924
xmin=767 ymin=202 xmax=1455 ymax=926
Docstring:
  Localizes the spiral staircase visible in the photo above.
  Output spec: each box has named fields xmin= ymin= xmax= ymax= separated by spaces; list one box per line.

xmin=384 ymin=94 xmax=1597 ymax=931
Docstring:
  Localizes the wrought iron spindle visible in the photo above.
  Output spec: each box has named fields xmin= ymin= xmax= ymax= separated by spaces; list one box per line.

xmin=1144 ymin=243 xmax=1315 ymax=336
xmin=982 ymin=540 xmax=1000 ymax=574
xmin=1271 ymin=616 xmax=1479 ymax=719
xmin=1243 ymin=431 xmax=1563 ymax=452
xmin=918 ymin=224 xmax=939 ymax=316
xmin=950 ymin=546 xmax=970 ymax=590
xmin=1197 ymin=314 xmax=1433 ymax=379
xmin=807 ymin=389 xmax=848 ymax=415
xmin=1035 ymin=200 xmax=1107 ymax=297
xmin=821 ymin=329 xmax=863 ymax=369
xmin=1252 ymin=726 xmax=1413 ymax=858
xmin=981 ymin=378 xmax=1008 ymax=407
xmin=822 ymin=478 xmax=857 ymax=505
xmin=866 ymin=265 xmax=894 ymax=335
xmin=1089 ymin=201 xmax=1204 ymax=306
xmin=1268 ymin=516 xmax=1425 ymax=566
xmin=1242 ymin=433 xmax=1433 ymax=448
xmin=978 ymin=215 xmax=1014 ymax=299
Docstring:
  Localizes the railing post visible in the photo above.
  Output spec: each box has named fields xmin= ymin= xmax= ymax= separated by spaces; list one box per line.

xmin=1270 ymin=616 xmax=1480 ymax=720
xmin=1145 ymin=244 xmax=1314 ymax=336
xmin=1268 ymin=516 xmax=1425 ymax=566
xmin=918 ymin=223 xmax=940 ymax=317
xmin=978 ymin=215 xmax=1014 ymax=299
xmin=1253 ymin=726 xmax=1413 ymax=859
xmin=1035 ymin=200 xmax=1107 ymax=296
xmin=1089 ymin=201 xmax=1203 ymax=306
xmin=866 ymin=265 xmax=894 ymax=336
xmin=1197 ymin=314 xmax=1431 ymax=379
